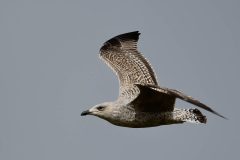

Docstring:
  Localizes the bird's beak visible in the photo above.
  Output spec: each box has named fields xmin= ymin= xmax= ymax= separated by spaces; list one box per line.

xmin=81 ymin=110 xmax=91 ymax=116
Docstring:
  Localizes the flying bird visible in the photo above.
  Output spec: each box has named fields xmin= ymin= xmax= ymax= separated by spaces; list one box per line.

xmin=81 ymin=31 xmax=226 ymax=128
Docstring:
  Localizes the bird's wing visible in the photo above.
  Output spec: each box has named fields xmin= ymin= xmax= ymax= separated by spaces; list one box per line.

xmin=99 ymin=31 xmax=158 ymax=103
xmin=130 ymin=84 xmax=176 ymax=112
xmin=144 ymin=84 xmax=226 ymax=119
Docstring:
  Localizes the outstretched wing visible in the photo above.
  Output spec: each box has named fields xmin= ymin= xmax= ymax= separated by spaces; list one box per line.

xmin=143 ymin=84 xmax=226 ymax=119
xmin=99 ymin=31 xmax=158 ymax=102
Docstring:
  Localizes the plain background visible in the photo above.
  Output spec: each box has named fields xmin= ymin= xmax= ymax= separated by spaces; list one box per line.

xmin=1 ymin=0 xmax=239 ymax=160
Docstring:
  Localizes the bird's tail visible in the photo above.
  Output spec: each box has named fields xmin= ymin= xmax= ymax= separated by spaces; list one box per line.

xmin=173 ymin=108 xmax=207 ymax=124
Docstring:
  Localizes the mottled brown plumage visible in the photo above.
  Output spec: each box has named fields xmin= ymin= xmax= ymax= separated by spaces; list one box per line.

xmin=81 ymin=31 xmax=226 ymax=128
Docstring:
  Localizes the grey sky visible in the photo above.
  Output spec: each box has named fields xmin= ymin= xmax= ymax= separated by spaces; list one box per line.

xmin=0 ymin=0 xmax=239 ymax=160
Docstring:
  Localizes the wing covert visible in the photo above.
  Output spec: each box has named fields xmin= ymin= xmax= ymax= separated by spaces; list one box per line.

xmin=99 ymin=31 xmax=158 ymax=101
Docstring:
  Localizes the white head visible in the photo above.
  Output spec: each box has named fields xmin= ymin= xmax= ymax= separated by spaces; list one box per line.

xmin=81 ymin=102 xmax=117 ymax=120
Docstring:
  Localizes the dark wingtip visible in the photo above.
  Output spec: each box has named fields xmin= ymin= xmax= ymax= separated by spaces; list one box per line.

xmin=214 ymin=111 xmax=228 ymax=120
xmin=117 ymin=31 xmax=140 ymax=41
xmin=100 ymin=31 xmax=141 ymax=51
xmin=200 ymin=108 xmax=227 ymax=120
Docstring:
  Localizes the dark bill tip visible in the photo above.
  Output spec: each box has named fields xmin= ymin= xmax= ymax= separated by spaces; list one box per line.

xmin=81 ymin=110 xmax=90 ymax=116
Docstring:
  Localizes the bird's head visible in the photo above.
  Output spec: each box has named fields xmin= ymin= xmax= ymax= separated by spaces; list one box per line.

xmin=81 ymin=102 xmax=116 ymax=120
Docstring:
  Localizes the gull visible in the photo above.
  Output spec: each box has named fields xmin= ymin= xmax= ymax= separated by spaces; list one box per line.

xmin=81 ymin=31 xmax=226 ymax=128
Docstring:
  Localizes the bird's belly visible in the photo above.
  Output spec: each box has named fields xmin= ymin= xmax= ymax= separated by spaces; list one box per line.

xmin=108 ymin=112 xmax=183 ymax=128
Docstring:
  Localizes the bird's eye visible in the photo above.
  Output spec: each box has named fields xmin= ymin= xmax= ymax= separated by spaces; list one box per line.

xmin=97 ymin=106 xmax=105 ymax=111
